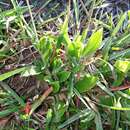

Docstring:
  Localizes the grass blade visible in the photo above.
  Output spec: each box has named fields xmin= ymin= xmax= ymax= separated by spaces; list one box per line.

xmin=0 ymin=107 xmax=19 ymax=118
xmin=58 ymin=109 xmax=95 ymax=129
xmin=0 ymin=67 xmax=25 ymax=81
xmin=112 ymin=12 xmax=127 ymax=37
xmin=0 ymin=81 xmax=25 ymax=106
xmin=95 ymin=113 xmax=103 ymax=130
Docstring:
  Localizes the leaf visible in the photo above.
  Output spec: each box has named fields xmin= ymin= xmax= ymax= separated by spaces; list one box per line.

xmin=0 ymin=6 xmax=29 ymax=17
xmin=68 ymin=43 xmax=77 ymax=57
xmin=45 ymin=109 xmax=53 ymax=130
xmin=99 ymin=95 xmax=114 ymax=106
xmin=110 ymin=48 xmax=130 ymax=60
xmin=21 ymin=66 xmax=41 ymax=77
xmin=75 ymin=74 xmax=98 ymax=93
xmin=97 ymin=102 xmax=130 ymax=111
xmin=114 ymin=60 xmax=130 ymax=73
xmin=95 ymin=113 xmax=103 ymax=130
xmin=52 ymin=58 xmax=63 ymax=74
xmin=113 ymin=60 xmax=130 ymax=86
xmin=112 ymin=12 xmax=127 ymax=36
xmin=128 ymin=10 xmax=130 ymax=20
xmin=54 ymin=102 xmax=66 ymax=122
xmin=0 ymin=67 xmax=25 ymax=81
xmin=60 ymin=15 xmax=71 ymax=45
xmin=61 ymin=15 xmax=68 ymax=34
xmin=73 ymin=0 xmax=79 ymax=26
xmin=113 ymin=70 xmax=125 ymax=86
xmin=68 ymin=34 xmax=83 ymax=58
xmin=57 ymin=34 xmax=64 ymax=47
xmin=58 ymin=71 xmax=71 ymax=82
xmin=0 ymin=107 xmax=19 ymax=118
xmin=58 ymin=109 xmax=95 ymax=129
xmin=83 ymin=28 xmax=103 ymax=57
xmin=114 ymin=33 xmax=130 ymax=47
xmin=97 ymin=82 xmax=114 ymax=97
xmin=51 ymin=81 xmax=60 ymax=93
xmin=81 ymin=28 xmax=88 ymax=42
xmin=36 ymin=36 xmax=53 ymax=65
xmin=63 ymin=32 xmax=71 ymax=45
xmin=0 ymin=82 xmax=25 ymax=106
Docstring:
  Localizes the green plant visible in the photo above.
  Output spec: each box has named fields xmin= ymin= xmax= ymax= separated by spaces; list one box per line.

xmin=0 ymin=0 xmax=130 ymax=130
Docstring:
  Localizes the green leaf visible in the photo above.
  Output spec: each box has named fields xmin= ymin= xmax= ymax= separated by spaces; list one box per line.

xmin=110 ymin=48 xmax=130 ymax=60
xmin=95 ymin=113 xmax=103 ymax=130
xmin=128 ymin=10 xmax=130 ymax=20
xmin=99 ymin=95 xmax=114 ymax=106
xmin=114 ymin=60 xmax=130 ymax=73
xmin=0 ymin=6 xmax=29 ymax=17
xmin=73 ymin=0 xmax=79 ymax=27
xmin=51 ymin=81 xmax=60 ymax=93
xmin=52 ymin=58 xmax=63 ymax=74
xmin=58 ymin=109 xmax=95 ymax=129
xmin=75 ymin=74 xmax=98 ymax=93
xmin=112 ymin=12 xmax=127 ymax=36
xmin=81 ymin=28 xmax=88 ymax=42
xmin=68 ymin=34 xmax=83 ymax=58
xmin=0 ymin=82 xmax=25 ymax=106
xmin=36 ymin=36 xmax=53 ymax=65
xmin=57 ymin=34 xmax=64 ymax=47
xmin=0 ymin=107 xmax=19 ymax=118
xmin=61 ymin=15 xmax=68 ymax=34
xmin=63 ymin=32 xmax=71 ymax=45
xmin=58 ymin=71 xmax=71 ymax=82
xmin=68 ymin=43 xmax=77 ymax=57
xmin=45 ymin=109 xmax=53 ymax=130
xmin=59 ymin=14 xmax=72 ymax=45
xmin=54 ymin=102 xmax=66 ymax=122
xmin=113 ymin=60 xmax=130 ymax=86
xmin=83 ymin=28 xmax=103 ymax=56
xmin=97 ymin=82 xmax=114 ymax=97
xmin=97 ymin=102 xmax=130 ymax=111
xmin=0 ymin=67 xmax=25 ymax=81
xmin=113 ymin=70 xmax=125 ymax=86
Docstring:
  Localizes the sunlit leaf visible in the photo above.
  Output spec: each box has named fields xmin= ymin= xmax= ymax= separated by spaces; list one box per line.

xmin=21 ymin=66 xmax=41 ymax=77
xmin=112 ymin=12 xmax=127 ymax=36
xmin=0 ymin=67 xmax=25 ymax=81
xmin=114 ymin=60 xmax=130 ymax=73
xmin=83 ymin=28 xmax=103 ymax=57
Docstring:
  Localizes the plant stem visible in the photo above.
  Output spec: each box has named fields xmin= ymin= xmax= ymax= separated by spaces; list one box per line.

xmin=29 ymin=86 xmax=53 ymax=115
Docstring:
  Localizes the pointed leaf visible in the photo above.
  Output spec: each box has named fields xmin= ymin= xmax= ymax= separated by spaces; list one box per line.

xmin=51 ymin=81 xmax=60 ymax=93
xmin=112 ymin=12 xmax=127 ymax=36
xmin=83 ymin=28 xmax=103 ymax=56
xmin=58 ymin=71 xmax=71 ymax=82
xmin=75 ymin=74 xmax=98 ymax=93
xmin=0 ymin=67 xmax=25 ymax=81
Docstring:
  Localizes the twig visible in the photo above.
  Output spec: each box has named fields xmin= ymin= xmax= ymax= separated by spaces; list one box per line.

xmin=110 ymin=84 xmax=130 ymax=92
xmin=29 ymin=86 xmax=53 ymax=116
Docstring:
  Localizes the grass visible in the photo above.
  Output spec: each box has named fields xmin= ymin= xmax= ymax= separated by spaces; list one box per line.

xmin=0 ymin=0 xmax=130 ymax=130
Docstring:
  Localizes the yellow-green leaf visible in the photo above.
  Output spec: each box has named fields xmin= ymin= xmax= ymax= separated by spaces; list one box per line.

xmin=0 ymin=67 xmax=25 ymax=81
xmin=82 ymin=28 xmax=103 ymax=57
xmin=114 ymin=60 xmax=130 ymax=73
